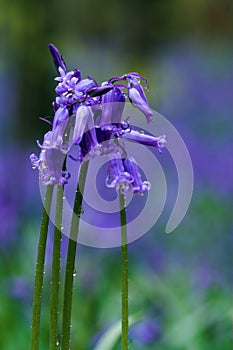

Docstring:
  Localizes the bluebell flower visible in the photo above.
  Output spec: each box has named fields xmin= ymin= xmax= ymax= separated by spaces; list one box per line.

xmin=31 ymin=44 xmax=165 ymax=190
xmin=127 ymin=76 xmax=153 ymax=123
xmin=122 ymin=130 xmax=166 ymax=152
xmin=54 ymin=67 xmax=94 ymax=110
xmin=105 ymin=154 xmax=150 ymax=195
xmin=108 ymin=72 xmax=153 ymax=123
xmin=72 ymin=105 xmax=101 ymax=162
xmin=105 ymin=152 xmax=134 ymax=194
xmin=73 ymin=105 xmax=95 ymax=144
xmin=30 ymin=130 xmax=70 ymax=185
xmin=100 ymin=87 xmax=125 ymax=129
xmin=123 ymin=157 xmax=151 ymax=194
xmin=55 ymin=68 xmax=81 ymax=96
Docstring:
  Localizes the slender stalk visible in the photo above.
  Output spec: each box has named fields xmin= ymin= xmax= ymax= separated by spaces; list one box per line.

xmin=61 ymin=161 xmax=89 ymax=350
xmin=49 ymin=185 xmax=64 ymax=350
xmin=119 ymin=192 xmax=129 ymax=350
xmin=31 ymin=185 xmax=54 ymax=350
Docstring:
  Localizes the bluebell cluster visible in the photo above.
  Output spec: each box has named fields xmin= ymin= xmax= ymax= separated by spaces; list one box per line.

xmin=30 ymin=44 xmax=165 ymax=193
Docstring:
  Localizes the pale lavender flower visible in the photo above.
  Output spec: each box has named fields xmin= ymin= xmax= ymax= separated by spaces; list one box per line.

xmin=30 ymin=130 xmax=70 ymax=185
xmin=73 ymin=105 xmax=95 ymax=144
xmin=53 ymin=106 xmax=69 ymax=130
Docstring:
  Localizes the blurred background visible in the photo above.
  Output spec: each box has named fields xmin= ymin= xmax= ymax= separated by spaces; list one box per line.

xmin=0 ymin=0 xmax=232 ymax=349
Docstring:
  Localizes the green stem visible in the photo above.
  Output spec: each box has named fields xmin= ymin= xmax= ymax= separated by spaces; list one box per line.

xmin=119 ymin=192 xmax=129 ymax=350
xmin=49 ymin=185 xmax=64 ymax=350
xmin=31 ymin=185 xmax=54 ymax=350
xmin=61 ymin=161 xmax=89 ymax=350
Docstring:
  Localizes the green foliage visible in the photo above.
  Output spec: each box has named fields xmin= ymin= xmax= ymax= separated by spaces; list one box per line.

xmin=0 ymin=191 xmax=231 ymax=349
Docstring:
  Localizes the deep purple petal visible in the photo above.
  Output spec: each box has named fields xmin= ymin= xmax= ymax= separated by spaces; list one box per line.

xmin=73 ymin=69 xmax=81 ymax=81
xmin=75 ymin=78 xmax=97 ymax=93
xmin=95 ymin=127 xmax=112 ymax=143
xmin=48 ymin=44 xmax=67 ymax=73
xmin=101 ymin=87 xmax=125 ymax=126
xmin=122 ymin=130 xmax=166 ymax=151
xmin=87 ymin=85 xmax=113 ymax=97
xmin=79 ymin=129 xmax=100 ymax=161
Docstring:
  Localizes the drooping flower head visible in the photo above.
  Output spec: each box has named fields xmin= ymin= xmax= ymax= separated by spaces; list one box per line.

xmin=30 ymin=44 xmax=166 ymax=194
xmin=30 ymin=129 xmax=70 ymax=186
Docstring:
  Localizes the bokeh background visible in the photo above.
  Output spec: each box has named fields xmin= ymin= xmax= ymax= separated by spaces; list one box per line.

xmin=0 ymin=0 xmax=232 ymax=349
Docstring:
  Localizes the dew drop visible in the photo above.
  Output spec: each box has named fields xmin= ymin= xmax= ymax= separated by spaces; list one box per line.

xmin=77 ymin=208 xmax=84 ymax=218
xmin=60 ymin=225 xmax=64 ymax=230
xmin=73 ymin=270 xmax=77 ymax=277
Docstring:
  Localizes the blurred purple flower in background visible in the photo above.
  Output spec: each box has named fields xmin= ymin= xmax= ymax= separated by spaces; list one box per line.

xmin=155 ymin=44 xmax=233 ymax=195
xmin=129 ymin=318 xmax=162 ymax=345
xmin=191 ymin=266 xmax=216 ymax=291
xmin=0 ymin=151 xmax=22 ymax=248
xmin=6 ymin=276 xmax=32 ymax=303
xmin=0 ymin=148 xmax=41 ymax=249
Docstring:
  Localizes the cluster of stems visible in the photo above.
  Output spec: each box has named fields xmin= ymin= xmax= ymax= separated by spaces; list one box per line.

xmin=30 ymin=162 xmax=129 ymax=349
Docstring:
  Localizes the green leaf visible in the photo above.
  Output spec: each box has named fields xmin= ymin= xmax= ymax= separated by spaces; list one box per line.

xmin=94 ymin=314 xmax=141 ymax=350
